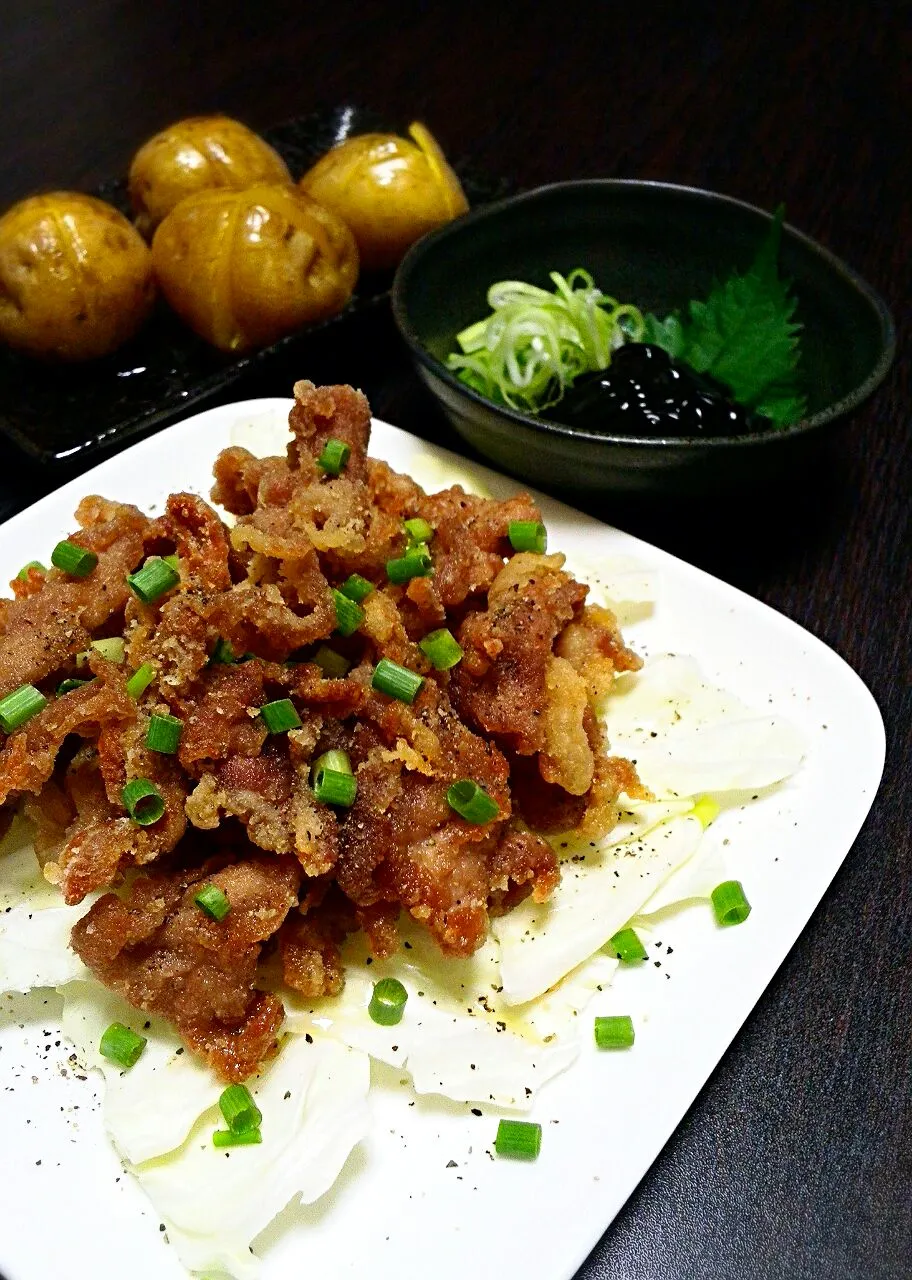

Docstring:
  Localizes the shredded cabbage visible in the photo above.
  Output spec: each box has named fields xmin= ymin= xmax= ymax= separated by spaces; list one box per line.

xmin=446 ymin=269 xmax=644 ymax=413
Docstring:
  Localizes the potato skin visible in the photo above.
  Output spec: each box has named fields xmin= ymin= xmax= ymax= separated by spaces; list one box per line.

xmin=129 ymin=115 xmax=292 ymax=236
xmin=299 ymin=122 xmax=469 ymax=271
xmin=0 ymin=192 xmax=156 ymax=361
xmin=151 ymin=184 xmax=359 ymax=353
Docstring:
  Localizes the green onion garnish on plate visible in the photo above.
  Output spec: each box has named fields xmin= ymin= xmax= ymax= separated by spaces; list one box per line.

xmin=195 ymin=883 xmax=231 ymax=921
xmin=494 ymin=1119 xmax=542 ymax=1160
xmin=371 ymin=658 xmax=424 ymax=703
xmin=99 ymin=1022 xmax=147 ymax=1069
xmin=146 ymin=713 xmax=183 ymax=754
xmin=446 ymin=779 xmax=499 ymax=824
xmin=711 ymin=880 xmax=752 ymax=926
xmin=508 ymin=520 xmax=547 ymax=554
xmin=260 ymin=698 xmax=302 ymax=734
xmin=594 ymin=1015 xmax=635 ymax=1050
xmin=332 ymin=589 xmax=364 ymax=637
xmin=0 ymin=683 xmax=47 ymax=732
xmin=316 ymin=437 xmax=351 ymax=475
xmin=127 ymin=556 xmax=180 ymax=604
xmin=121 ymin=778 xmax=165 ymax=826
xmin=368 ymin=978 xmax=408 ymax=1026
xmin=418 ymin=628 xmax=463 ymax=670
xmin=51 ymin=540 xmax=97 ymax=578
xmin=218 ymin=1084 xmax=262 ymax=1134
xmin=607 ymin=927 xmax=647 ymax=963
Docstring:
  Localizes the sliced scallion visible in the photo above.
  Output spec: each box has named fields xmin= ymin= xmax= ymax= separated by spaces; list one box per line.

xmin=316 ymin=437 xmax=351 ymax=476
xmin=146 ymin=713 xmax=183 ymax=754
xmin=313 ymin=767 xmax=357 ymax=807
xmin=385 ymin=544 xmax=433 ymax=584
xmin=494 ymin=1119 xmax=541 ymax=1160
xmin=51 ymin=540 xmax=97 ymax=578
xmin=594 ymin=1015 xmax=635 ymax=1050
xmin=368 ymin=977 xmax=408 ymax=1026
xmin=312 ymin=749 xmax=352 ymax=778
xmin=339 ymin=574 xmax=373 ymax=603
xmin=711 ymin=880 xmax=752 ymax=926
xmin=195 ymin=883 xmax=231 ymax=921
xmin=218 ymin=1083 xmax=262 ymax=1134
xmin=121 ymin=778 xmax=165 ymax=826
xmin=99 ymin=1022 xmax=147 ymax=1069
xmin=213 ymin=1127 xmax=262 ymax=1148
xmin=403 ymin=517 xmax=433 ymax=545
xmin=446 ymin=779 xmax=499 ymax=824
xmin=607 ymin=927 xmax=647 ymax=963
xmin=260 ymin=698 xmax=302 ymax=734
xmin=0 ymin=684 xmax=47 ymax=732
xmin=371 ymin=658 xmax=424 ymax=703
xmin=418 ymin=628 xmax=463 ymax=671
xmin=57 ymin=677 xmax=94 ymax=695
xmin=312 ymin=645 xmax=350 ymax=678
xmin=332 ymin=589 xmax=364 ymax=637
xmin=127 ymin=556 xmax=180 ymax=604
xmin=90 ymin=637 xmax=125 ymax=664
xmin=507 ymin=520 xmax=547 ymax=554
xmin=126 ymin=662 xmax=156 ymax=699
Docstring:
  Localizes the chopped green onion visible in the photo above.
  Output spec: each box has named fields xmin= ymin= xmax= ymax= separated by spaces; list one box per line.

xmin=16 ymin=560 xmax=45 ymax=580
xmin=162 ymin=554 xmax=179 ymax=572
xmin=371 ymin=658 xmax=424 ymax=703
xmin=312 ymin=645 xmax=350 ymax=678
xmin=121 ymin=778 xmax=165 ymax=826
xmin=260 ymin=698 xmax=302 ymax=734
xmin=403 ymin=517 xmax=434 ymax=545
xmin=418 ymin=628 xmax=463 ymax=671
xmin=316 ymin=437 xmax=351 ymax=475
xmin=313 ymin=767 xmax=357 ymax=807
xmin=57 ymin=677 xmax=93 ymax=695
xmin=195 ymin=883 xmax=231 ymax=921
xmin=146 ymin=713 xmax=183 ymax=754
xmin=99 ymin=1022 xmax=147 ymax=1069
xmin=90 ymin=637 xmax=126 ymax=664
xmin=446 ymin=269 xmax=645 ymax=414
xmin=0 ymin=684 xmax=47 ymax=732
xmin=494 ymin=1119 xmax=541 ymax=1160
xmin=312 ymin=749 xmax=352 ymax=777
xmin=339 ymin=574 xmax=373 ymax=603
xmin=608 ymin=927 xmax=647 ymax=963
xmin=507 ymin=520 xmax=547 ymax=554
xmin=213 ymin=1127 xmax=262 ymax=1148
xmin=711 ymin=880 xmax=752 ymax=926
xmin=127 ymin=556 xmax=180 ymax=604
xmin=692 ymin=796 xmax=720 ymax=828
xmin=51 ymin=540 xmax=97 ymax=578
xmin=594 ymin=1015 xmax=635 ymax=1050
xmin=446 ymin=779 xmax=499 ymax=824
xmin=126 ymin=662 xmax=156 ymax=698
xmin=368 ymin=977 xmax=408 ymax=1026
xmin=218 ymin=1083 xmax=262 ymax=1134
xmin=209 ymin=637 xmax=237 ymax=665
xmin=385 ymin=544 xmax=433 ymax=584
xmin=332 ymin=589 xmax=364 ymax=637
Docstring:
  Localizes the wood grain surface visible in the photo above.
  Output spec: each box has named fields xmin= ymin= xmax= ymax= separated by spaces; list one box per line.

xmin=0 ymin=2 xmax=908 ymax=1277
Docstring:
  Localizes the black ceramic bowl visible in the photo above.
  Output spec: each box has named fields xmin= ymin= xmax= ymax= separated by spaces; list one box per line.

xmin=391 ymin=180 xmax=895 ymax=496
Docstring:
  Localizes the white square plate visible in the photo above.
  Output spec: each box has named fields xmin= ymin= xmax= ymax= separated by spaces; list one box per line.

xmin=0 ymin=399 xmax=885 ymax=1280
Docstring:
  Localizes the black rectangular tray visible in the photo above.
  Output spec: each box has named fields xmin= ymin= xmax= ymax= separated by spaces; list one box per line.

xmin=0 ymin=106 xmax=508 ymax=468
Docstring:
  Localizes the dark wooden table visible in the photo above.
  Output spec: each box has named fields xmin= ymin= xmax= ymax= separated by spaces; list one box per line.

xmin=1 ymin=3 xmax=908 ymax=1277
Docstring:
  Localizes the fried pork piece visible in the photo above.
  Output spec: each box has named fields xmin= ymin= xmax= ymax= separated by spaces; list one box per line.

xmin=334 ymin=679 xmax=557 ymax=956
xmin=0 ymin=496 xmax=155 ymax=697
xmin=71 ymin=853 xmax=301 ymax=1081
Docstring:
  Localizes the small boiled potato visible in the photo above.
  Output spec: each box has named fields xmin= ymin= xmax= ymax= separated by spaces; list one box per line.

xmin=128 ymin=115 xmax=292 ymax=236
xmin=299 ymin=122 xmax=468 ymax=271
xmin=0 ymin=192 xmax=156 ymax=361
xmin=151 ymin=183 xmax=359 ymax=353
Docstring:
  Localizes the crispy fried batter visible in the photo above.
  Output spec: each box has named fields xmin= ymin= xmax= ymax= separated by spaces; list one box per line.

xmin=0 ymin=380 xmax=643 ymax=1078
